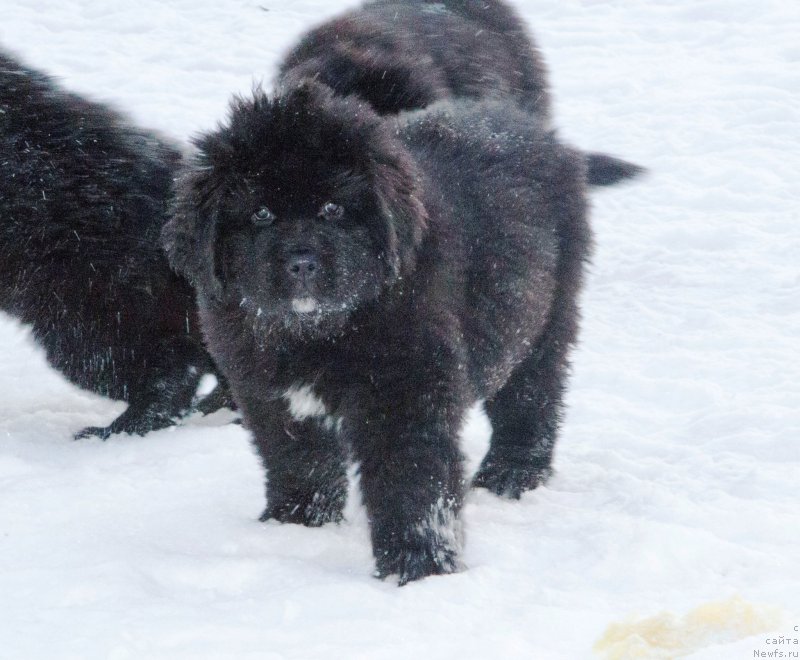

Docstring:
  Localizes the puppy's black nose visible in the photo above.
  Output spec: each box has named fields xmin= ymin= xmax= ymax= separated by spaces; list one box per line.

xmin=287 ymin=251 xmax=319 ymax=282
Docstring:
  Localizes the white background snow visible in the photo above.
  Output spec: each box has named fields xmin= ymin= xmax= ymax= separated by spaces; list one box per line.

xmin=1 ymin=1 xmax=798 ymax=658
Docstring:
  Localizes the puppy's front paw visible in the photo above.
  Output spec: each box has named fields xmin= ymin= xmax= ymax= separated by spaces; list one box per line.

xmin=473 ymin=451 xmax=553 ymax=499
xmin=260 ymin=485 xmax=346 ymax=527
xmin=373 ymin=509 xmax=465 ymax=585
xmin=375 ymin=542 xmax=463 ymax=586
xmin=73 ymin=408 xmax=176 ymax=441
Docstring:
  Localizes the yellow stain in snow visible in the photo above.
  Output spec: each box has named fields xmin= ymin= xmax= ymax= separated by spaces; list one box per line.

xmin=594 ymin=596 xmax=782 ymax=659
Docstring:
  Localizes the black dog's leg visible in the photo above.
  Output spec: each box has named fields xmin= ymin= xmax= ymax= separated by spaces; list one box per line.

xmin=474 ymin=306 xmax=578 ymax=498
xmin=474 ymin=153 xmax=590 ymax=497
xmin=247 ymin=399 xmax=348 ymax=527
xmin=75 ymin=338 xmax=209 ymax=440
xmin=351 ymin=380 xmax=467 ymax=585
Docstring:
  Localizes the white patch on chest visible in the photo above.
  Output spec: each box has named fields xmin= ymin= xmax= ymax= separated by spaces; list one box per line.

xmin=292 ymin=297 xmax=317 ymax=313
xmin=283 ymin=384 xmax=327 ymax=419
xmin=283 ymin=383 xmax=342 ymax=433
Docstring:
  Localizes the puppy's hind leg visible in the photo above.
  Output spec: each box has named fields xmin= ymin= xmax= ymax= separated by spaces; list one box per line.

xmin=474 ymin=298 xmax=580 ymax=498
xmin=475 ymin=166 xmax=589 ymax=498
xmin=75 ymin=338 xmax=210 ymax=440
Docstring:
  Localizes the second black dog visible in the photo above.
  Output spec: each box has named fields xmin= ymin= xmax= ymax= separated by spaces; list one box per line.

xmin=279 ymin=0 xmax=551 ymax=118
xmin=278 ymin=0 xmax=642 ymax=186
xmin=0 ymin=49 xmax=226 ymax=439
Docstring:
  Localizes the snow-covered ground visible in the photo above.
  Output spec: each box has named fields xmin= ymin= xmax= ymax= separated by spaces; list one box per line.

xmin=1 ymin=1 xmax=798 ymax=658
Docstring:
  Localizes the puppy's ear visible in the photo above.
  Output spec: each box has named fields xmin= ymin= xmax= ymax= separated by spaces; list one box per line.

xmin=370 ymin=138 xmax=428 ymax=281
xmin=162 ymin=164 xmax=225 ymax=298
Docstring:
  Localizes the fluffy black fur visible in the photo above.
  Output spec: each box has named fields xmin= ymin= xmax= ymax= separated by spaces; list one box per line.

xmin=163 ymin=81 xmax=592 ymax=583
xmin=0 ymin=49 xmax=227 ymax=439
xmin=278 ymin=0 xmax=643 ymax=186
xmin=279 ymin=0 xmax=551 ymax=118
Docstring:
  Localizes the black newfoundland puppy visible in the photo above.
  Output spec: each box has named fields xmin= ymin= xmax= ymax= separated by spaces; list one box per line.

xmin=163 ymin=81 xmax=592 ymax=583
xmin=0 ymin=49 xmax=227 ymax=439
xmin=278 ymin=0 xmax=641 ymax=186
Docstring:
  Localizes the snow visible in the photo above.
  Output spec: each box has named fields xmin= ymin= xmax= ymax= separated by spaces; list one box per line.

xmin=1 ymin=0 xmax=799 ymax=658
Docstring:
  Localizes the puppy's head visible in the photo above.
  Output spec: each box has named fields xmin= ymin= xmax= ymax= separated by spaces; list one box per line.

xmin=163 ymin=81 xmax=427 ymax=337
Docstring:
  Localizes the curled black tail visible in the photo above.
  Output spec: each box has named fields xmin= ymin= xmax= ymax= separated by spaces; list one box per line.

xmin=586 ymin=153 xmax=645 ymax=187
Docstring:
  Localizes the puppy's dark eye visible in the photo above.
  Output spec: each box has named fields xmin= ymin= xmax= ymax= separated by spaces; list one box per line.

xmin=251 ymin=206 xmax=276 ymax=227
xmin=319 ymin=202 xmax=344 ymax=221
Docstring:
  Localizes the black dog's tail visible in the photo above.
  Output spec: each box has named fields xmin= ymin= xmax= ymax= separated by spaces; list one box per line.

xmin=586 ymin=153 xmax=645 ymax=187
